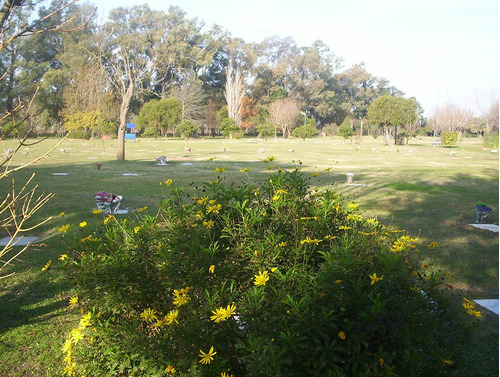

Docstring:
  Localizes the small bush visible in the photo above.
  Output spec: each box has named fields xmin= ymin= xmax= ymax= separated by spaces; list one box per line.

xmin=69 ymin=130 xmax=91 ymax=139
xmin=61 ymin=170 xmax=472 ymax=376
xmin=483 ymin=133 xmax=499 ymax=149
xmin=441 ymin=132 xmax=459 ymax=147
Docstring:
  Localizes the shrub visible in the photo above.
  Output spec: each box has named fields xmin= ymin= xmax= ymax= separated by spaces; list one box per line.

xmin=69 ymin=130 xmax=91 ymax=139
xmin=322 ymin=123 xmax=338 ymax=137
xmin=441 ymin=132 xmax=459 ymax=147
xmin=61 ymin=170 xmax=471 ymax=376
xmin=291 ymin=124 xmax=318 ymax=140
xmin=483 ymin=133 xmax=499 ymax=149
xmin=176 ymin=120 xmax=201 ymax=138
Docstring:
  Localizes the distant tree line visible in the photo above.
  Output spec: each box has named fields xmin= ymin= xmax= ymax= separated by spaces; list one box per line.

xmin=1 ymin=2 xmax=497 ymax=159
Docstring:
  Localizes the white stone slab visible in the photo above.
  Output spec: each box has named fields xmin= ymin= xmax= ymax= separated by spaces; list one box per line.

xmin=469 ymin=224 xmax=499 ymax=233
xmin=114 ymin=209 xmax=129 ymax=214
xmin=182 ymin=163 xmax=193 ymax=166
xmin=346 ymin=184 xmax=367 ymax=187
xmin=53 ymin=173 xmax=68 ymax=176
xmin=0 ymin=236 xmax=39 ymax=246
xmin=123 ymin=173 xmax=138 ymax=176
xmin=474 ymin=299 xmax=499 ymax=315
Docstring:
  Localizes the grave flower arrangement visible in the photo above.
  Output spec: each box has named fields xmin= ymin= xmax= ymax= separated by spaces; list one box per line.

xmin=94 ymin=191 xmax=122 ymax=213
xmin=476 ymin=202 xmax=492 ymax=223
xmin=156 ymin=156 xmax=168 ymax=165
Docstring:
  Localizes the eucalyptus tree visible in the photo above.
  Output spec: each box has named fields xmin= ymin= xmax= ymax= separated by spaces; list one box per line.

xmin=286 ymin=40 xmax=343 ymax=126
xmin=97 ymin=5 xmax=166 ymax=160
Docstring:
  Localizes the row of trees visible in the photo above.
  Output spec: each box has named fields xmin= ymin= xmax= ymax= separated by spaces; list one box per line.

xmin=1 ymin=2 xmax=497 ymax=160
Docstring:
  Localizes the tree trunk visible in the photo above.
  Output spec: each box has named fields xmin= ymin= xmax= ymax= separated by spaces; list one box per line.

xmin=116 ymin=82 xmax=134 ymax=161
xmin=394 ymin=125 xmax=398 ymax=145
xmin=360 ymin=120 xmax=364 ymax=145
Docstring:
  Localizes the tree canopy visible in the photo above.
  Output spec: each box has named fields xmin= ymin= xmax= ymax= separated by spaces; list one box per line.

xmin=0 ymin=2 xmax=431 ymax=158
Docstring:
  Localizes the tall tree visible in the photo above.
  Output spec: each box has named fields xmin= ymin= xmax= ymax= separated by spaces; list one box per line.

xmin=224 ymin=57 xmax=245 ymax=127
xmin=97 ymin=5 xmax=164 ymax=160
xmin=267 ymin=98 xmax=299 ymax=138
xmin=170 ymin=71 xmax=206 ymax=124
xmin=367 ymin=95 xmax=418 ymax=144
xmin=430 ymin=103 xmax=474 ymax=135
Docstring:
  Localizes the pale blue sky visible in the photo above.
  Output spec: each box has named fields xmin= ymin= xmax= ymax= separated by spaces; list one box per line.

xmin=95 ymin=0 xmax=499 ymax=116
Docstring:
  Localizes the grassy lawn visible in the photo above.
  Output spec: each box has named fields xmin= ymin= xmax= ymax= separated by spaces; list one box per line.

xmin=0 ymin=135 xmax=498 ymax=376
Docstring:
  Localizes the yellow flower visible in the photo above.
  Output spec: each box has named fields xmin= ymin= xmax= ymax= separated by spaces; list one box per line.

xmin=210 ymin=308 xmax=226 ymax=323
xmin=70 ymin=328 xmax=83 ymax=344
xmin=254 ymin=271 xmax=269 ymax=286
xmin=172 ymin=289 xmax=190 ymax=307
xmin=134 ymin=226 xmax=141 ymax=234
xmin=207 ymin=204 xmax=222 ymax=214
xmin=198 ymin=346 xmax=217 ymax=364
xmin=203 ymin=220 xmax=215 ymax=229
xmin=369 ymin=273 xmax=384 ymax=285
xmin=58 ymin=224 xmax=70 ymax=233
xmin=379 ymin=358 xmax=384 ymax=367
xmin=140 ymin=308 xmax=158 ymax=323
xmin=197 ymin=196 xmax=208 ymax=205
xmin=335 ymin=279 xmax=342 ymax=284
xmin=347 ymin=203 xmax=358 ymax=210
xmin=59 ymin=212 xmax=65 ymax=217
xmin=79 ymin=221 xmax=87 ymax=228
xmin=196 ymin=210 xmax=204 ymax=219
xmin=63 ymin=362 xmax=77 ymax=376
xmin=443 ymin=359 xmax=454 ymax=366
xmin=69 ymin=296 xmax=78 ymax=309
xmin=214 ymin=166 xmax=226 ymax=173
xmin=209 ymin=265 xmax=215 ymax=274
xmin=311 ymin=172 xmax=319 ymax=177
xmin=164 ymin=179 xmax=173 ymax=186
xmin=300 ymin=237 xmax=323 ymax=245
xmin=347 ymin=214 xmax=362 ymax=222
xmin=209 ymin=199 xmax=217 ymax=205
xmin=468 ymin=309 xmax=482 ymax=318
xmin=338 ymin=225 xmax=352 ymax=230
xmin=223 ymin=303 xmax=236 ymax=320
xmin=264 ymin=156 xmax=276 ymax=163
xmin=240 ymin=168 xmax=252 ymax=172
xmin=271 ymin=267 xmax=278 ymax=272
xmin=62 ymin=338 xmax=72 ymax=353
xmin=137 ymin=206 xmax=148 ymax=212
xmin=278 ymin=242 xmax=287 ymax=247
xmin=206 ymin=156 xmax=216 ymax=161
xmin=59 ymin=254 xmax=68 ymax=261
xmin=462 ymin=301 xmax=474 ymax=311
xmin=427 ymin=241 xmax=439 ymax=250
xmin=92 ymin=209 xmax=103 ymax=214
xmin=103 ymin=215 xmax=115 ymax=225
xmin=165 ymin=365 xmax=176 ymax=374
xmin=79 ymin=313 xmax=92 ymax=329
xmin=41 ymin=260 xmax=51 ymax=271
xmin=164 ymin=310 xmax=179 ymax=325
xmin=338 ymin=331 xmax=346 ymax=340
xmin=324 ymin=235 xmax=336 ymax=240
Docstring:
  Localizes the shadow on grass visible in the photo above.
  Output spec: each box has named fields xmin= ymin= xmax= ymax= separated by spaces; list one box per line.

xmin=0 ymin=273 xmax=69 ymax=335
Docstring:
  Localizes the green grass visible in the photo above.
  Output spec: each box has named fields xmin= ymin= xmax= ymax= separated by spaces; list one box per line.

xmin=0 ymin=135 xmax=498 ymax=376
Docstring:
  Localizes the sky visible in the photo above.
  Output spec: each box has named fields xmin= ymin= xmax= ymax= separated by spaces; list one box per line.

xmin=95 ymin=0 xmax=499 ymax=117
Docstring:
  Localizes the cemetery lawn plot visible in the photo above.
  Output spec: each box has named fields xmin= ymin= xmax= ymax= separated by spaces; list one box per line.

xmin=0 ymin=135 xmax=497 ymax=376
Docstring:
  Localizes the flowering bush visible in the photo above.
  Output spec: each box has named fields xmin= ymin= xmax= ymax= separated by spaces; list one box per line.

xmin=63 ymin=169 xmax=471 ymax=376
